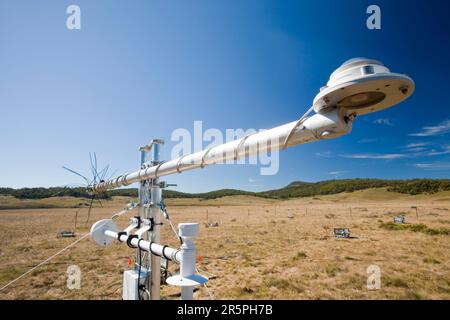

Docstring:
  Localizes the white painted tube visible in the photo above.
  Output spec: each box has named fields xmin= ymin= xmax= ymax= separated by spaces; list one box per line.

xmin=179 ymin=225 xmax=197 ymax=300
xmin=94 ymin=108 xmax=352 ymax=192
xmin=165 ymin=223 xmax=207 ymax=300
xmin=104 ymin=230 xmax=181 ymax=263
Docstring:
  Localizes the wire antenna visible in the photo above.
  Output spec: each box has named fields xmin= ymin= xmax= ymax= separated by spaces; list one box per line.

xmin=62 ymin=153 xmax=113 ymax=226
xmin=61 ymin=166 xmax=90 ymax=185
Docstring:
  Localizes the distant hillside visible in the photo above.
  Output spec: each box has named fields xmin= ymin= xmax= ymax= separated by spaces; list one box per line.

xmin=1 ymin=179 xmax=450 ymax=201
xmin=261 ymin=179 xmax=401 ymax=199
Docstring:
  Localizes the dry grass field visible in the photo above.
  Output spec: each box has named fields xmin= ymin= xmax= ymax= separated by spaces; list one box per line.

xmin=0 ymin=188 xmax=450 ymax=300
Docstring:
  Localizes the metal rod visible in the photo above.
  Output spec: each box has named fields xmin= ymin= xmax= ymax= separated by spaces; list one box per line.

xmin=138 ymin=148 xmax=151 ymax=299
xmin=165 ymin=223 xmax=207 ymax=300
xmin=149 ymin=141 xmax=163 ymax=300
xmin=179 ymin=225 xmax=197 ymax=300
xmin=93 ymin=109 xmax=352 ymax=192
xmin=150 ymin=186 xmax=162 ymax=300
xmin=104 ymin=230 xmax=181 ymax=263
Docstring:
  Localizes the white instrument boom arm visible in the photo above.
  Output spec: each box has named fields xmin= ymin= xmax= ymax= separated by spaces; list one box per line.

xmin=93 ymin=108 xmax=352 ymax=192
xmin=93 ymin=57 xmax=415 ymax=193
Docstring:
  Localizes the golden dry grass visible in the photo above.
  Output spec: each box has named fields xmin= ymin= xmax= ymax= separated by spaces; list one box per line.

xmin=0 ymin=189 xmax=449 ymax=300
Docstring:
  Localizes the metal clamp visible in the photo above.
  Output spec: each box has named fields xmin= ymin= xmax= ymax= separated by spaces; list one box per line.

xmin=234 ymin=133 xmax=256 ymax=160
xmin=145 ymin=217 xmax=163 ymax=231
xmin=282 ymin=106 xmax=314 ymax=149
xmin=176 ymin=154 xmax=188 ymax=173
xmin=200 ymin=145 xmax=215 ymax=168
xmin=135 ymin=219 xmax=152 ymax=238
xmin=154 ymin=161 xmax=166 ymax=178
xmin=123 ymin=216 xmax=141 ymax=234
xmin=126 ymin=234 xmax=139 ymax=248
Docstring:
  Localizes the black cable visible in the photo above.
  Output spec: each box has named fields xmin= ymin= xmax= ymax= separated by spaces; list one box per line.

xmin=136 ymin=238 xmax=148 ymax=300
xmin=137 ymin=245 xmax=142 ymax=300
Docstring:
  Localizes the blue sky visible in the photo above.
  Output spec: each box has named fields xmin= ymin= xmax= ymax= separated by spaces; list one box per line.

xmin=0 ymin=0 xmax=449 ymax=192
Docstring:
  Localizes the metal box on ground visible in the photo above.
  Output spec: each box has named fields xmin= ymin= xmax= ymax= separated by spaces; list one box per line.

xmin=394 ymin=216 xmax=405 ymax=224
xmin=57 ymin=230 xmax=75 ymax=238
xmin=122 ymin=268 xmax=149 ymax=300
xmin=334 ymin=228 xmax=350 ymax=238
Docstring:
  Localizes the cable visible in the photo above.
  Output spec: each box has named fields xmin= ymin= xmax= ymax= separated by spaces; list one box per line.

xmin=0 ymin=205 xmax=136 ymax=293
xmin=137 ymin=245 xmax=143 ymax=300
xmin=196 ymin=266 xmax=217 ymax=279
xmin=168 ymin=218 xmax=182 ymax=245
xmin=0 ymin=232 xmax=90 ymax=292
xmin=195 ymin=266 xmax=214 ymax=300
xmin=203 ymin=283 xmax=214 ymax=300
xmin=111 ymin=202 xmax=137 ymax=221
xmin=158 ymin=203 xmax=182 ymax=244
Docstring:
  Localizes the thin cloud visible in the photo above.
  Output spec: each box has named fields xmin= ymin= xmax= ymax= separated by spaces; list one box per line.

xmin=358 ymin=138 xmax=378 ymax=144
xmin=328 ymin=170 xmax=348 ymax=176
xmin=373 ymin=118 xmax=394 ymax=126
xmin=404 ymin=142 xmax=430 ymax=148
xmin=245 ymin=178 xmax=264 ymax=187
xmin=399 ymin=142 xmax=450 ymax=157
xmin=406 ymin=147 xmax=428 ymax=152
xmin=426 ymin=145 xmax=450 ymax=156
xmin=341 ymin=153 xmax=407 ymax=160
xmin=414 ymin=162 xmax=450 ymax=170
xmin=342 ymin=144 xmax=450 ymax=161
xmin=315 ymin=150 xmax=332 ymax=158
xmin=409 ymin=120 xmax=450 ymax=137
xmin=402 ymin=142 xmax=431 ymax=153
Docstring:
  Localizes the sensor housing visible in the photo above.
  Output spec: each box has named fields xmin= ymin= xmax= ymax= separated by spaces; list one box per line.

xmin=313 ymin=58 xmax=415 ymax=116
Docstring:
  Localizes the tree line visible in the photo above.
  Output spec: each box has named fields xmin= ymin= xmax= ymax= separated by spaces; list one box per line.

xmin=1 ymin=179 xmax=449 ymax=200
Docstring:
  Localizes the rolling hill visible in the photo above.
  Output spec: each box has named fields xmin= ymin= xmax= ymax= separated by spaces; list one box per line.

xmin=1 ymin=179 xmax=450 ymax=202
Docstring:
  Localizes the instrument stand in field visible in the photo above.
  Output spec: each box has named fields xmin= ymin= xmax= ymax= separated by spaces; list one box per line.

xmin=89 ymin=58 xmax=415 ymax=300
xmin=90 ymin=140 xmax=207 ymax=300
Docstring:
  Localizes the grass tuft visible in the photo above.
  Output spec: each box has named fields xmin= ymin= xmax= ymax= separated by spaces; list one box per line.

xmin=379 ymin=222 xmax=450 ymax=235
xmin=385 ymin=276 xmax=409 ymax=288
xmin=292 ymin=251 xmax=307 ymax=261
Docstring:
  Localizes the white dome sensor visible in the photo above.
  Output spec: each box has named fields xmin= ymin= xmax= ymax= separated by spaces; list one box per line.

xmin=313 ymin=58 xmax=414 ymax=115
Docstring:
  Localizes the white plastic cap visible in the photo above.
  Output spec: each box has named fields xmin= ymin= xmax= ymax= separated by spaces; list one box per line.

xmin=178 ymin=223 xmax=199 ymax=238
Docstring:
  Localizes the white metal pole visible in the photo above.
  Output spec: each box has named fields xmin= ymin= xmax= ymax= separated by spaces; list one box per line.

xmin=138 ymin=147 xmax=151 ymax=299
xmin=104 ymin=230 xmax=181 ymax=262
xmin=179 ymin=223 xmax=199 ymax=300
xmin=92 ymin=58 xmax=414 ymax=194
xmin=150 ymin=141 xmax=163 ymax=300
xmin=93 ymin=109 xmax=351 ymax=192
xmin=150 ymin=186 xmax=162 ymax=300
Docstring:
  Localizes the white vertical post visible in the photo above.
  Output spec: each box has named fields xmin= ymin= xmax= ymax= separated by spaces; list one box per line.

xmin=179 ymin=223 xmax=199 ymax=300
xmin=181 ymin=285 xmax=194 ymax=300
xmin=166 ymin=222 xmax=208 ymax=300
xmin=150 ymin=186 xmax=162 ymax=300
xmin=150 ymin=140 xmax=163 ymax=300
xmin=138 ymin=146 xmax=151 ymax=299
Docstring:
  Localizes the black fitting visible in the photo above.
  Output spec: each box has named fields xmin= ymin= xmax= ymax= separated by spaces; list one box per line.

xmin=148 ymin=217 xmax=163 ymax=231
xmin=161 ymin=245 xmax=169 ymax=260
xmin=126 ymin=234 xmax=139 ymax=248
xmin=137 ymin=239 xmax=145 ymax=250
xmin=134 ymin=216 xmax=141 ymax=227
xmin=148 ymin=241 xmax=155 ymax=255
xmin=117 ymin=231 xmax=127 ymax=241
xmin=149 ymin=218 xmax=154 ymax=231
